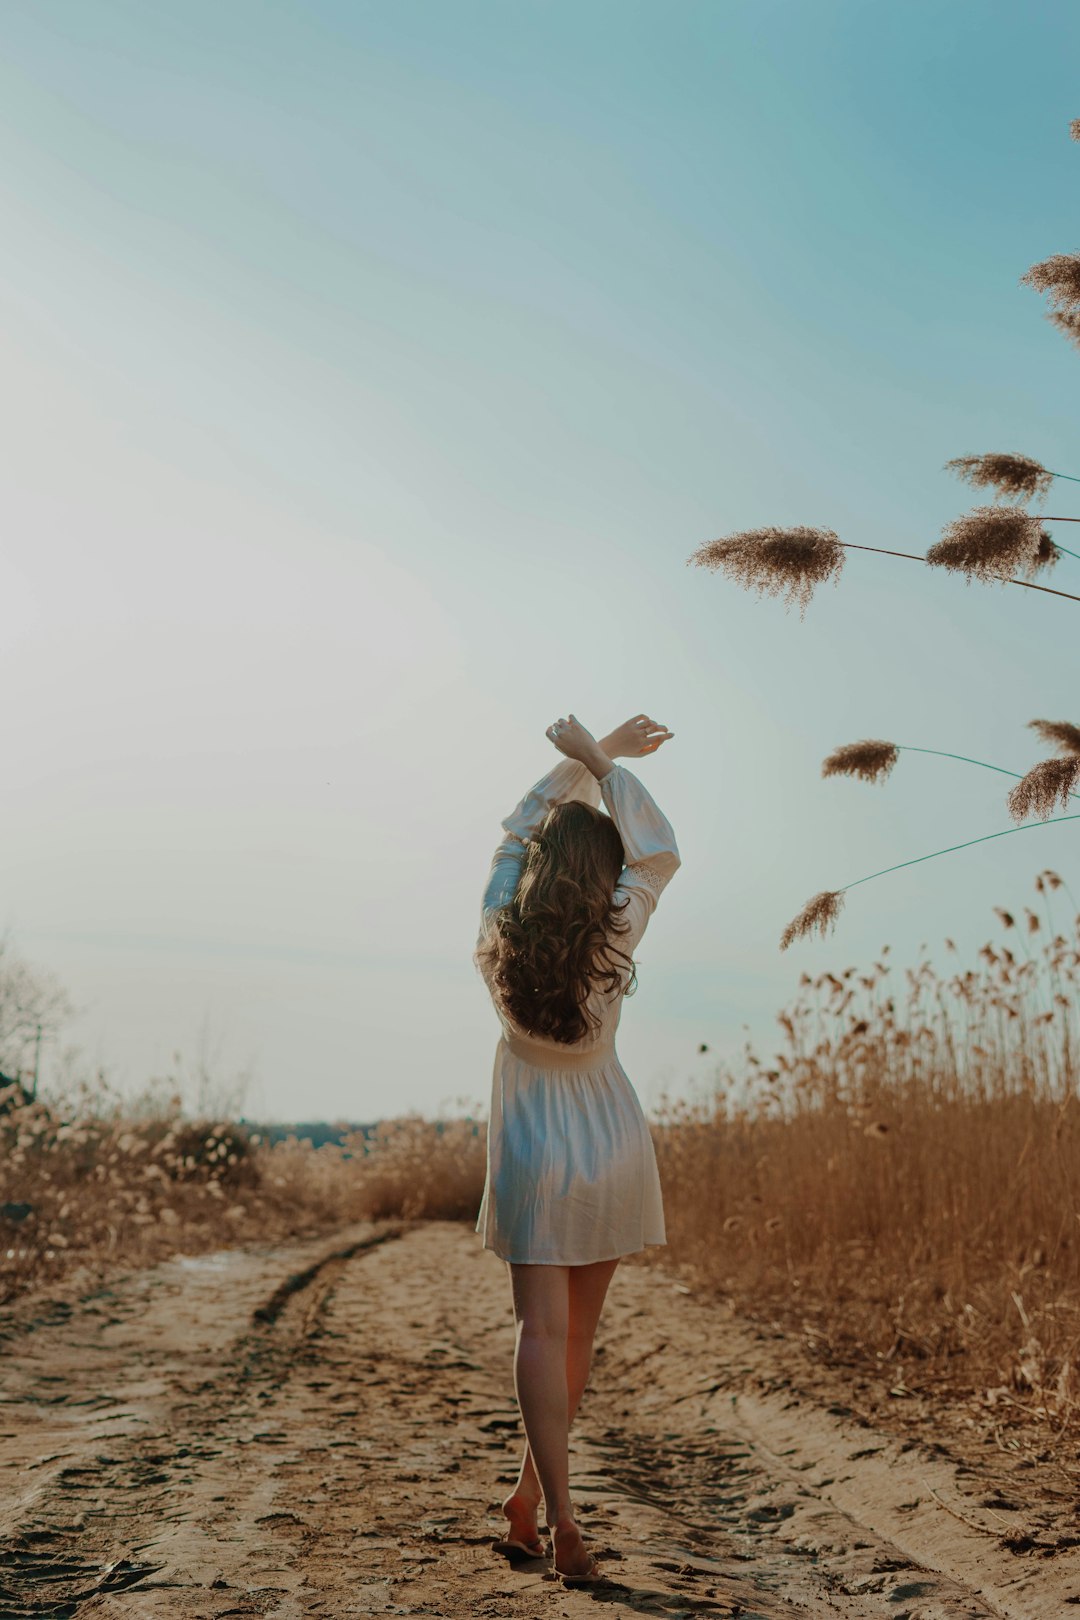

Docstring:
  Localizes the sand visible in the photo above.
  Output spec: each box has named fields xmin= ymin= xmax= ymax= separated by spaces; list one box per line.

xmin=1 ymin=1219 xmax=1077 ymax=1618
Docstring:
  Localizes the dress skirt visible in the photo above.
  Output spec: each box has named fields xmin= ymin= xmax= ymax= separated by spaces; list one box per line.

xmin=475 ymin=1029 xmax=667 ymax=1265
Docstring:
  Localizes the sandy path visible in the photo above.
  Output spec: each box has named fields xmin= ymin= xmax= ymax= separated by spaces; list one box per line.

xmin=1 ymin=1220 xmax=1077 ymax=1619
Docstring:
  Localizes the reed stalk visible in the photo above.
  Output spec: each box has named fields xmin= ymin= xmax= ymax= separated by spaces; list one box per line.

xmin=781 ymin=813 xmax=1080 ymax=950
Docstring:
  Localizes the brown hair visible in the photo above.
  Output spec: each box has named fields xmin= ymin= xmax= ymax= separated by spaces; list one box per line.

xmin=474 ymin=800 xmax=638 ymax=1043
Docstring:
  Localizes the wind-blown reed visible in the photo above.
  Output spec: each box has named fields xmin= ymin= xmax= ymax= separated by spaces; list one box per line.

xmin=1030 ymin=719 xmax=1080 ymax=757
xmin=688 ymin=520 xmax=1079 ymax=612
xmin=780 ymin=890 xmax=845 ymax=950
xmin=944 ymin=452 xmax=1055 ymax=503
xmin=821 ymin=740 xmax=899 ymax=784
xmin=1007 ymin=758 xmax=1080 ymax=823
xmin=1020 ymin=253 xmax=1080 ymax=312
xmin=1048 ymin=308 xmax=1080 ymax=351
xmin=686 ymin=526 xmax=844 ymax=617
xmin=925 ymin=506 xmax=1057 ymax=582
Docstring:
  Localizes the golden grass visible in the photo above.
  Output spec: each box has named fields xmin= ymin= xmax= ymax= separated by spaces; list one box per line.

xmin=654 ymin=882 xmax=1080 ymax=1435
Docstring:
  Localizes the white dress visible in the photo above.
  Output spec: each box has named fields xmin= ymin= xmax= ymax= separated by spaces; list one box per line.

xmin=474 ymin=758 xmax=681 ymax=1266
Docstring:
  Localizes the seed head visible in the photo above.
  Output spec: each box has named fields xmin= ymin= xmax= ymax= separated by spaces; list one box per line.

xmin=1006 ymin=757 xmax=1080 ymax=823
xmin=1021 ymin=253 xmax=1080 ymax=311
xmin=822 ymin=738 xmax=899 ymax=785
xmin=780 ymin=889 xmax=845 ymax=951
xmin=1071 ymin=119 xmax=1080 ymax=141
xmin=1028 ymin=718 xmax=1080 ymax=757
xmin=688 ymin=526 xmax=844 ymax=618
xmin=943 ymin=452 xmax=1053 ymax=504
xmin=1047 ymin=308 xmax=1080 ymax=351
xmin=926 ymin=505 xmax=1057 ymax=583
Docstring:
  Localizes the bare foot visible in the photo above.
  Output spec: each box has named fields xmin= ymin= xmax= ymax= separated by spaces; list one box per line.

xmin=552 ymin=1515 xmax=598 ymax=1580
xmin=500 ymin=1489 xmax=546 ymax=1556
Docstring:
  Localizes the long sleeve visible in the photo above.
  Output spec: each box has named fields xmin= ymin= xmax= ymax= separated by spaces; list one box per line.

xmin=598 ymin=763 xmax=681 ymax=948
xmin=477 ymin=758 xmax=603 ymax=943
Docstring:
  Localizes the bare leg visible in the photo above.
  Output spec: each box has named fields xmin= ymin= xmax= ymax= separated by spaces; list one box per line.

xmin=502 ymin=1257 xmax=619 ymax=1566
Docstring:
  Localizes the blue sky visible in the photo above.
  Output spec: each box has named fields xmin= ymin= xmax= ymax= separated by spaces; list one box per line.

xmin=2 ymin=0 xmax=1079 ymax=1121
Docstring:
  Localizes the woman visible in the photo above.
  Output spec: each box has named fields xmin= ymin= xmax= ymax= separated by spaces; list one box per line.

xmin=473 ymin=711 xmax=680 ymax=1587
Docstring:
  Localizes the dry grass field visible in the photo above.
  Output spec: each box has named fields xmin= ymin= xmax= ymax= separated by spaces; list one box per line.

xmin=653 ymin=879 xmax=1080 ymax=1442
xmin=3 ymin=873 xmax=1077 ymax=1451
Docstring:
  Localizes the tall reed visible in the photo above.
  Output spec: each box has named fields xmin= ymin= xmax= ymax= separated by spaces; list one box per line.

xmin=655 ymin=875 xmax=1080 ymax=1435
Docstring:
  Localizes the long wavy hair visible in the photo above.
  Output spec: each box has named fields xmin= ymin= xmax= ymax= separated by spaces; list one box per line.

xmin=474 ymin=800 xmax=638 ymax=1044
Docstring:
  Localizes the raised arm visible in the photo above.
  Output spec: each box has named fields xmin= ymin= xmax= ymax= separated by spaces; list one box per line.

xmin=477 ymin=757 xmax=603 ymax=935
xmin=543 ymin=712 xmax=681 ymax=947
xmin=600 ymin=764 xmax=680 ymax=885
xmin=597 ymin=763 xmax=681 ymax=950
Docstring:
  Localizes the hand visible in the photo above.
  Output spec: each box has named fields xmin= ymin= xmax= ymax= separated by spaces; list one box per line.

xmin=601 ymin=714 xmax=675 ymax=759
xmin=545 ymin=714 xmax=600 ymax=765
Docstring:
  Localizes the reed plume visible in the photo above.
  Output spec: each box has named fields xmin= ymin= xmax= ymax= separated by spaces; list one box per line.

xmin=687 ymin=526 xmax=844 ymax=617
xmin=1047 ymin=308 xmax=1080 ymax=351
xmin=1006 ymin=758 xmax=1080 ymax=822
xmin=780 ymin=889 xmax=845 ymax=951
xmin=1071 ymin=118 xmax=1080 ymax=140
xmin=943 ymin=452 xmax=1054 ymax=503
xmin=822 ymin=739 xmax=899 ymax=785
xmin=925 ymin=505 xmax=1057 ymax=583
xmin=1020 ymin=253 xmax=1080 ymax=312
xmin=1028 ymin=718 xmax=1080 ymax=757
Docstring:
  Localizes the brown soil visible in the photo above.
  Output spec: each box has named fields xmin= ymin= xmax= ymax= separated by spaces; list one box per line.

xmin=1 ymin=1220 xmax=1077 ymax=1618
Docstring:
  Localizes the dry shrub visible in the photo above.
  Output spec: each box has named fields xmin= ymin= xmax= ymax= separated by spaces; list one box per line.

xmin=0 ymin=1075 xmax=282 ymax=1302
xmin=339 ymin=1114 xmax=486 ymax=1221
xmin=0 ymin=1071 xmax=487 ymax=1304
xmin=653 ymin=875 xmax=1080 ymax=1435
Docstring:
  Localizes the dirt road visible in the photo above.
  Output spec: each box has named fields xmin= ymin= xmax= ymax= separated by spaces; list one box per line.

xmin=1 ymin=1220 xmax=1077 ymax=1619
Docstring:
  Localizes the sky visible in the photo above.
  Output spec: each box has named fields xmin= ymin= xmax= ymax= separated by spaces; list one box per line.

xmin=2 ymin=0 xmax=1080 ymax=1123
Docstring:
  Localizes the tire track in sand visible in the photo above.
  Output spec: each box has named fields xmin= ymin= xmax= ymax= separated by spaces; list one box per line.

xmin=1 ymin=1221 xmax=1077 ymax=1617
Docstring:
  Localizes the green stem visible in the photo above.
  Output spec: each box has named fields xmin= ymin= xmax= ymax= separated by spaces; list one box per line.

xmin=1046 ymin=473 xmax=1080 ymax=485
xmin=896 ymin=744 xmax=1080 ymax=801
xmin=837 ymin=541 xmax=1080 ymax=604
xmin=898 ymin=745 xmax=1022 ymax=780
xmin=1038 ymin=518 xmax=1080 ymax=561
xmin=842 ymin=813 xmax=1080 ymax=894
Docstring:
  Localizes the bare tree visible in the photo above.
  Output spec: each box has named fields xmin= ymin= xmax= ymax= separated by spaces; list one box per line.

xmin=0 ymin=936 xmax=73 ymax=1080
